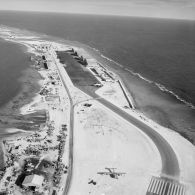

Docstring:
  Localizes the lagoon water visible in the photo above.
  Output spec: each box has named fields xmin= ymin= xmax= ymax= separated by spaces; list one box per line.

xmin=0 ymin=39 xmax=29 ymax=108
xmin=0 ymin=11 xmax=195 ymax=143
xmin=0 ymin=39 xmax=31 ymax=167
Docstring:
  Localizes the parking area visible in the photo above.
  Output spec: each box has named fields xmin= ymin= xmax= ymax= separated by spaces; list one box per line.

xmin=56 ymin=51 xmax=100 ymax=88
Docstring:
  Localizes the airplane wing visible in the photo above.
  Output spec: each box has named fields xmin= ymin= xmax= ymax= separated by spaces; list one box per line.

xmin=105 ymin=167 xmax=117 ymax=172
xmin=115 ymin=172 xmax=126 ymax=176
xmin=97 ymin=172 xmax=112 ymax=175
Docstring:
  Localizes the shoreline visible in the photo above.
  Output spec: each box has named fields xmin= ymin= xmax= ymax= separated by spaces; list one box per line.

xmin=82 ymin=45 xmax=195 ymax=145
xmin=1 ymin=26 xmax=195 ymax=146
xmin=2 ymin=24 xmax=194 ymax=109
xmin=0 ymin=67 xmax=41 ymax=114
xmin=88 ymin=45 xmax=195 ymax=110
xmin=43 ymin=31 xmax=195 ymax=110
xmin=1 ymin=25 xmax=195 ymax=146
xmin=0 ymin=41 xmax=42 ymax=168
xmin=0 ymin=33 xmax=72 ymax=193
xmin=0 ymin=26 xmax=194 ymax=194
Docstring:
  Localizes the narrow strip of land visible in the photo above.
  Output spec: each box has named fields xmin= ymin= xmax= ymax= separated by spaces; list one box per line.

xmin=52 ymin=46 xmax=180 ymax=194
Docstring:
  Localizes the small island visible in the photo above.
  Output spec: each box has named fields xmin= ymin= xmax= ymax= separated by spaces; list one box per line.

xmin=0 ymin=25 xmax=194 ymax=195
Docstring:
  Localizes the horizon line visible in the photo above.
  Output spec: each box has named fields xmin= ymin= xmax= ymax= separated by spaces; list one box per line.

xmin=0 ymin=9 xmax=195 ymax=21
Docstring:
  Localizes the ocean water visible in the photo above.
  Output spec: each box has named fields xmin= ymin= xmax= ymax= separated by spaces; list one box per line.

xmin=0 ymin=11 xmax=195 ymax=143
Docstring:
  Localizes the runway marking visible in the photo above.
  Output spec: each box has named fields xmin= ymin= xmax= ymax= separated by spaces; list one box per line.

xmin=159 ymin=180 xmax=165 ymax=194
xmin=156 ymin=180 xmax=161 ymax=194
xmin=146 ymin=176 xmax=186 ymax=195
xmin=167 ymin=183 xmax=173 ymax=195
xmin=151 ymin=178 xmax=158 ymax=193
xmin=148 ymin=177 xmax=155 ymax=192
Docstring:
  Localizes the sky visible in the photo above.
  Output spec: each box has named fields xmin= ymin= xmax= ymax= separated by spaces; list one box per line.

xmin=0 ymin=0 xmax=195 ymax=20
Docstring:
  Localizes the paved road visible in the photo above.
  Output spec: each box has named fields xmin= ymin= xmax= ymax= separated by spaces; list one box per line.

xmin=61 ymin=78 xmax=74 ymax=195
xmin=78 ymin=86 xmax=180 ymax=179
xmin=51 ymin=50 xmax=74 ymax=195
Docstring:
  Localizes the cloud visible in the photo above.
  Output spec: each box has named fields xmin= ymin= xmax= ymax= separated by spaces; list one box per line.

xmin=0 ymin=0 xmax=194 ymax=19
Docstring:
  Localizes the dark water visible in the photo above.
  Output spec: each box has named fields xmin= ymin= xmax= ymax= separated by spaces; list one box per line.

xmin=0 ymin=11 xmax=195 ymax=143
xmin=0 ymin=38 xmax=30 ymax=107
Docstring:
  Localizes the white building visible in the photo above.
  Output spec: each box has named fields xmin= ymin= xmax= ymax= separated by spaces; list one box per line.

xmin=22 ymin=174 xmax=44 ymax=188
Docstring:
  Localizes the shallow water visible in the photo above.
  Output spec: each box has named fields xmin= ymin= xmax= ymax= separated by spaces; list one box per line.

xmin=0 ymin=39 xmax=39 ymax=168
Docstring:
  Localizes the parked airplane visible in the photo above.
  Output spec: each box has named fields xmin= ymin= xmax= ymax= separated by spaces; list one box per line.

xmin=97 ymin=168 xmax=126 ymax=179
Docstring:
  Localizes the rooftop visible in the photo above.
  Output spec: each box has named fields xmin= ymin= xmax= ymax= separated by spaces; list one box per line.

xmin=22 ymin=174 xmax=44 ymax=188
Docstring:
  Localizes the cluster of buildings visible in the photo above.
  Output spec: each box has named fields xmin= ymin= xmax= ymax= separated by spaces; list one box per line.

xmin=89 ymin=63 xmax=116 ymax=84
xmin=0 ymin=43 xmax=70 ymax=194
xmin=67 ymin=48 xmax=88 ymax=66
xmin=65 ymin=47 xmax=117 ymax=85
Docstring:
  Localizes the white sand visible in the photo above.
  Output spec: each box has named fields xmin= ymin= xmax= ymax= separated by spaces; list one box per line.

xmin=96 ymin=81 xmax=129 ymax=108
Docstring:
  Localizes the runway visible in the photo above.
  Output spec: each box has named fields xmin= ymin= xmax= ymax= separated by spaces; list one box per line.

xmin=55 ymin=50 xmax=184 ymax=194
xmin=79 ymin=86 xmax=180 ymax=178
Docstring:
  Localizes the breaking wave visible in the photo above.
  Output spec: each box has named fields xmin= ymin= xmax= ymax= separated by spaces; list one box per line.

xmin=89 ymin=46 xmax=195 ymax=110
xmin=154 ymin=83 xmax=195 ymax=109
